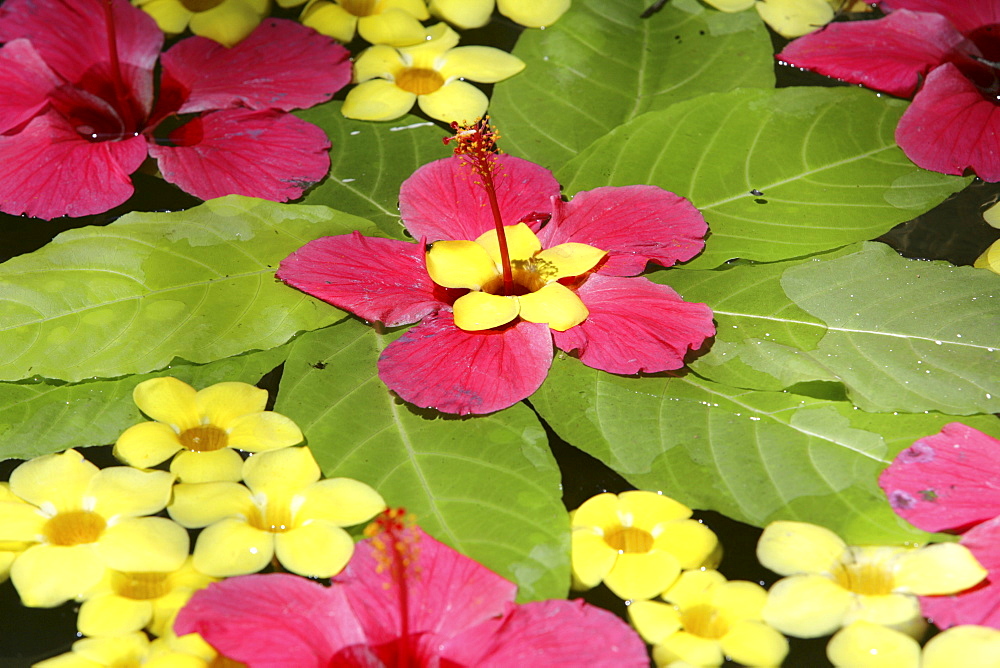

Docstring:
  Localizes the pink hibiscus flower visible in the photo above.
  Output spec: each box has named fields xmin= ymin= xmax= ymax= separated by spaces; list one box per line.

xmin=277 ymin=121 xmax=714 ymax=415
xmin=175 ymin=509 xmax=649 ymax=667
xmin=878 ymin=422 xmax=1000 ymax=629
xmin=0 ymin=0 xmax=351 ymax=220
xmin=778 ymin=0 xmax=1000 ymax=180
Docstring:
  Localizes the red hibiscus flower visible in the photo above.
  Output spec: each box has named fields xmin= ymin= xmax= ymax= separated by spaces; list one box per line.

xmin=175 ymin=509 xmax=649 ymax=667
xmin=0 ymin=0 xmax=351 ymax=220
xmin=879 ymin=422 xmax=1000 ymax=629
xmin=277 ymin=121 xmax=714 ymax=415
xmin=778 ymin=0 xmax=1000 ymax=180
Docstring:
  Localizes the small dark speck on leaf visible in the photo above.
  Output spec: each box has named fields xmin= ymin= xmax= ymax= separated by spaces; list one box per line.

xmin=312 ymin=361 xmax=327 ymax=370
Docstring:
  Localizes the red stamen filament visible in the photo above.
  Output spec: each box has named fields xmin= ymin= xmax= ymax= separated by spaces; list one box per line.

xmin=102 ymin=0 xmax=130 ymax=115
xmin=367 ymin=508 xmax=419 ymax=667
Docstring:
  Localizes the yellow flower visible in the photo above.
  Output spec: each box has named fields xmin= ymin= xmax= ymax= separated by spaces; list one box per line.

xmin=428 ymin=0 xmax=569 ymax=29
xmin=629 ymin=569 xmax=789 ymax=667
xmin=975 ymin=201 xmax=1000 ymax=274
xmin=115 ymin=377 xmax=303 ymax=484
xmin=0 ymin=483 xmax=32 ymax=583
xmin=923 ymin=625 xmax=1000 ymax=668
xmin=34 ymin=631 xmax=216 ymax=668
xmin=570 ymin=491 xmax=720 ymax=600
xmin=826 ymin=622 xmax=921 ymax=668
xmin=703 ymin=0 xmax=872 ymax=39
xmin=342 ymin=23 xmax=525 ymax=123
xmin=168 ymin=446 xmax=386 ymax=577
xmin=300 ymin=0 xmax=430 ymax=46
xmin=757 ymin=521 xmax=987 ymax=639
xmin=132 ymin=0 xmax=270 ymax=46
xmin=0 ymin=450 xmax=181 ymax=608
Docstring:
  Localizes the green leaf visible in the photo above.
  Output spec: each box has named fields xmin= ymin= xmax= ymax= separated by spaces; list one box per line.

xmin=490 ymin=0 xmax=775 ymax=171
xmin=0 ymin=346 xmax=291 ymax=462
xmin=0 ymin=196 xmax=371 ymax=383
xmin=532 ymin=355 xmax=1000 ymax=544
xmin=297 ymin=101 xmax=449 ymax=237
xmin=275 ymin=320 xmax=569 ymax=602
xmin=557 ymin=87 xmax=972 ymax=268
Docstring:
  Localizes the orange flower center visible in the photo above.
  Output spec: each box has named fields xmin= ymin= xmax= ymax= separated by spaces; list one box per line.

xmin=396 ymin=68 xmax=445 ymax=95
xmin=43 ymin=510 xmax=106 ymax=546
xmin=682 ymin=603 xmax=729 ymax=640
xmin=341 ymin=0 xmax=377 ymax=16
xmin=180 ymin=424 xmax=229 ymax=452
xmin=180 ymin=0 xmax=225 ymax=12
xmin=603 ymin=526 xmax=654 ymax=554
xmin=831 ymin=559 xmax=894 ymax=595
xmin=111 ymin=571 xmax=172 ymax=600
xmin=248 ymin=502 xmax=293 ymax=533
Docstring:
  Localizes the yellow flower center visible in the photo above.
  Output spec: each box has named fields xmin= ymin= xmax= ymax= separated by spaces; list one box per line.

xmin=340 ymin=0 xmax=377 ymax=16
xmin=831 ymin=559 xmax=895 ymax=595
xmin=681 ymin=603 xmax=729 ymax=640
xmin=42 ymin=510 xmax=106 ymax=546
xmin=396 ymin=68 xmax=445 ymax=95
xmin=180 ymin=0 xmax=225 ymax=12
xmin=111 ymin=571 xmax=172 ymax=600
xmin=180 ymin=424 xmax=229 ymax=452
xmin=603 ymin=526 xmax=654 ymax=554
xmin=248 ymin=502 xmax=293 ymax=533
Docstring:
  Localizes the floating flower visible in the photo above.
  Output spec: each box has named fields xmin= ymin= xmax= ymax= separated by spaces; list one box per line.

xmin=115 ymin=377 xmax=304 ymax=484
xmin=570 ymin=491 xmax=720 ymax=600
xmin=879 ymin=422 xmax=1000 ymax=629
xmin=35 ymin=631 xmax=215 ymax=668
xmin=428 ymin=0 xmax=569 ymax=29
xmin=702 ymin=0 xmax=871 ymax=38
xmin=923 ymin=624 xmax=1000 ymax=667
xmin=299 ymin=0 xmax=430 ymax=46
xmin=629 ymin=569 xmax=789 ymax=667
xmin=278 ymin=120 xmax=714 ymax=414
xmin=778 ymin=0 xmax=1000 ymax=181
xmin=168 ymin=446 xmax=385 ymax=577
xmin=132 ymin=0 xmax=270 ymax=46
xmin=757 ymin=520 xmax=987 ymax=639
xmin=0 ymin=449 xmax=182 ymax=608
xmin=0 ymin=0 xmax=350 ymax=220
xmin=825 ymin=621 xmax=922 ymax=668
xmin=0 ymin=483 xmax=31 ymax=582
xmin=976 ymin=202 xmax=1000 ymax=274
xmin=175 ymin=508 xmax=649 ymax=666
xmin=341 ymin=24 xmax=525 ymax=123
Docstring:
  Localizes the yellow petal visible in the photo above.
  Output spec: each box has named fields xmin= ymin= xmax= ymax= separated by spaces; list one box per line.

xmin=192 ymin=519 xmax=273 ymax=577
xmin=652 ymin=519 xmax=719 ymax=570
xmin=295 ymin=477 xmax=386 ymax=526
xmin=403 ymin=22 xmax=461 ymax=58
xmin=0 ymin=552 xmax=17 ymax=582
xmin=438 ymin=46 xmax=525 ymax=83
xmin=496 ymin=0 xmax=569 ymax=27
xmin=975 ymin=239 xmax=1000 ymax=274
xmin=762 ymin=574 xmax=853 ymax=638
xmin=627 ymin=599 xmax=683 ymax=645
xmin=826 ymin=621 xmax=920 ymax=668
xmin=517 ymin=282 xmax=588 ymax=331
xmin=114 ymin=421 xmax=183 ymax=469
xmin=416 ymin=80 xmax=488 ymax=124
xmin=615 ymin=490 xmax=690 ymax=528
xmin=427 ymin=0 xmax=493 ymax=29
xmin=571 ymin=492 xmax=621 ymax=530
xmin=756 ymin=520 xmax=845 ymax=576
xmin=385 ymin=0 xmax=429 ymax=19
xmin=301 ymin=1 xmax=359 ymax=42
xmin=452 ymin=291 xmax=520 ymax=330
xmin=653 ymin=631 xmax=724 ymax=667
xmin=701 ymin=0 xmax=755 ymax=10
xmin=10 ymin=449 xmax=97 ymax=511
xmin=663 ymin=568 xmax=727 ymax=608
xmin=0 ymin=500 xmax=46 ymax=541
xmin=358 ymin=9 xmax=428 ymax=46
xmin=342 ymin=79 xmax=418 ymax=121
xmin=722 ymin=620 xmax=789 ymax=667
xmin=170 ymin=448 xmax=244 ymax=484
xmin=603 ymin=550 xmax=681 ymax=601
xmin=135 ymin=0 xmax=194 ymax=33
xmin=12 ymin=544 xmax=106 ymax=607
xmin=274 ymin=521 xmax=355 ymax=577
xmin=89 ymin=467 xmax=174 ymax=519
xmin=77 ymin=594 xmax=153 ymax=637
xmin=65 ymin=633 xmax=151 ymax=666
xmin=96 ymin=517 xmax=189 ymax=573
xmin=133 ymin=378 xmax=200 ymax=429
xmin=923 ymin=625 xmax=1000 ymax=668
xmin=755 ymin=0 xmax=835 ymax=38
xmin=195 ymin=382 xmax=267 ymax=428
xmin=243 ymin=447 xmax=320 ymax=497
xmin=475 ymin=224 xmax=542 ymax=266
xmin=846 ymin=593 xmax=926 ymax=637
xmin=570 ymin=529 xmax=617 ymax=590
xmin=986 ymin=202 xmax=1000 ymax=228
xmin=168 ymin=482 xmax=252 ymax=528
xmin=187 ymin=1 xmax=263 ymax=46
xmin=353 ymin=45 xmax=407 ymax=83
xmin=426 ymin=240 xmax=500 ymax=289
xmin=895 ymin=542 xmax=987 ymax=594
xmin=534 ymin=242 xmax=606 ymax=280
xmin=227 ymin=412 xmax=303 ymax=453
xmin=714 ymin=580 xmax=768 ymax=620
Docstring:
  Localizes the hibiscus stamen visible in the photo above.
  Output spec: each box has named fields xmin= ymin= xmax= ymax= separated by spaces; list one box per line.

xmin=444 ymin=118 xmax=515 ymax=296
xmin=102 ymin=0 xmax=130 ymax=116
xmin=365 ymin=508 xmax=420 ymax=662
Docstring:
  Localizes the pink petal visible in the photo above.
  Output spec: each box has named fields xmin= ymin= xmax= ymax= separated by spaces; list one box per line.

xmin=0 ymin=110 xmax=147 ymax=219
xmin=148 ymin=109 xmax=331 ymax=203
xmin=882 ymin=0 xmax=1000 ymax=36
xmin=537 ymin=186 xmax=707 ymax=277
xmin=778 ymin=10 xmax=970 ymax=98
xmin=440 ymin=599 xmax=649 ymax=667
xmin=157 ymin=19 xmax=351 ymax=116
xmin=377 ymin=311 xmax=553 ymax=415
xmin=398 ymin=155 xmax=562 ymax=242
xmin=0 ymin=40 xmax=60 ymax=134
xmin=920 ymin=516 xmax=1000 ymax=630
xmin=277 ymin=233 xmax=447 ymax=327
xmin=895 ymin=63 xmax=1000 ymax=181
xmin=878 ymin=423 xmax=1000 ymax=533
xmin=175 ymin=573 xmax=363 ymax=666
xmin=553 ymin=274 xmax=714 ymax=375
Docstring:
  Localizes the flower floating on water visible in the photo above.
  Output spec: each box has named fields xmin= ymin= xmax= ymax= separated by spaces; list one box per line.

xmin=278 ymin=120 xmax=714 ymax=414
xmin=0 ymin=449 xmax=182 ymax=608
xmin=428 ymin=0 xmax=570 ymax=29
xmin=175 ymin=508 xmax=649 ymax=666
xmin=976 ymin=201 xmax=1000 ymax=274
xmin=570 ymin=491 xmax=720 ymax=600
xmin=168 ymin=446 xmax=385 ymax=577
xmin=703 ymin=0 xmax=871 ymax=38
xmin=629 ymin=569 xmax=789 ymax=667
xmin=757 ymin=520 xmax=987 ymax=639
xmin=298 ymin=0 xmax=430 ymax=46
xmin=778 ymin=0 xmax=1000 ymax=181
xmin=0 ymin=0 xmax=350 ymax=220
xmin=879 ymin=422 xmax=1000 ymax=629
xmin=35 ymin=631 xmax=214 ymax=668
xmin=827 ymin=621 xmax=1000 ymax=668
xmin=132 ymin=0 xmax=270 ymax=46
xmin=115 ymin=377 xmax=304 ymax=483
xmin=342 ymin=24 xmax=525 ymax=122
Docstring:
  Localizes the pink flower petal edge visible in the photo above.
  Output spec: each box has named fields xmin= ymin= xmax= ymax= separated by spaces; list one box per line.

xmin=377 ymin=312 xmax=554 ymax=415
xmin=878 ymin=423 xmax=1000 ymax=533
xmin=0 ymin=40 xmax=60 ymax=134
xmin=881 ymin=0 xmax=1000 ymax=35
